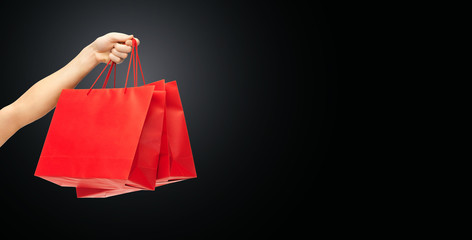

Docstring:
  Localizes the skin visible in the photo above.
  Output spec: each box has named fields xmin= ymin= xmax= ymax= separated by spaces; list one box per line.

xmin=0 ymin=32 xmax=140 ymax=147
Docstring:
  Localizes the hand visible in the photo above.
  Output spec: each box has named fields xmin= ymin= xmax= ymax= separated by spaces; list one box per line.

xmin=91 ymin=32 xmax=140 ymax=64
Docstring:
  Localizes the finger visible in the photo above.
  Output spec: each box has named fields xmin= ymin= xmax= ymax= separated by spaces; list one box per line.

xmin=113 ymin=43 xmax=132 ymax=53
xmin=111 ymin=48 xmax=128 ymax=59
xmin=125 ymin=37 xmax=140 ymax=47
xmin=109 ymin=53 xmax=123 ymax=64
xmin=107 ymin=32 xmax=134 ymax=43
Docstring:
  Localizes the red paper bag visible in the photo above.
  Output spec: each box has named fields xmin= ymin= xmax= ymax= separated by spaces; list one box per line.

xmin=75 ymin=80 xmax=197 ymax=198
xmin=76 ymin=80 xmax=167 ymax=198
xmin=34 ymin=84 xmax=156 ymax=189
xmin=156 ymin=81 xmax=197 ymax=185
xmin=123 ymin=79 xmax=166 ymax=190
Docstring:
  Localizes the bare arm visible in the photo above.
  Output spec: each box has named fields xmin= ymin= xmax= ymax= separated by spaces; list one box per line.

xmin=0 ymin=32 xmax=140 ymax=147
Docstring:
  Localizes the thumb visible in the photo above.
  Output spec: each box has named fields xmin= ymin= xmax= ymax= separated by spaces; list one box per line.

xmin=107 ymin=32 xmax=134 ymax=43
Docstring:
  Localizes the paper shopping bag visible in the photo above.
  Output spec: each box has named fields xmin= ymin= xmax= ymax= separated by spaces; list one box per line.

xmin=75 ymin=80 xmax=197 ymax=198
xmin=125 ymin=79 xmax=166 ymax=190
xmin=34 ymin=85 xmax=156 ymax=189
xmin=155 ymin=81 xmax=197 ymax=185
xmin=76 ymin=79 xmax=167 ymax=198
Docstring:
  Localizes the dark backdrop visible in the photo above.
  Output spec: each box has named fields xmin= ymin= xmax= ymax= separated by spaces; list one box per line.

xmin=0 ymin=0 xmax=339 ymax=237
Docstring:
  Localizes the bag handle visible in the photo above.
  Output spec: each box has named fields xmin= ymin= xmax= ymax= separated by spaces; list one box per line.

xmin=125 ymin=38 xmax=146 ymax=93
xmin=102 ymin=61 xmax=116 ymax=89
xmin=87 ymin=38 xmax=145 ymax=95
xmin=87 ymin=60 xmax=113 ymax=95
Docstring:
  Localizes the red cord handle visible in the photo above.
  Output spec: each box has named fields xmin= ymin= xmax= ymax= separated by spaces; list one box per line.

xmin=102 ymin=61 xmax=116 ymax=89
xmin=125 ymin=38 xmax=145 ymax=93
xmin=87 ymin=60 xmax=112 ymax=95
xmin=88 ymin=38 xmax=145 ymax=95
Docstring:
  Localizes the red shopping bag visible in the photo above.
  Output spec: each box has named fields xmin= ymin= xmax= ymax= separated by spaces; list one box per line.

xmin=76 ymin=80 xmax=167 ymax=198
xmin=155 ymin=81 xmax=197 ymax=185
xmin=34 ymin=80 xmax=155 ymax=189
xmin=124 ymin=79 xmax=165 ymax=190
xmin=76 ymin=80 xmax=197 ymax=198
xmin=35 ymin=39 xmax=164 ymax=191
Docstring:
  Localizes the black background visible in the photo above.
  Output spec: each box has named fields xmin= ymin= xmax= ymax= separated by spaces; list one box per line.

xmin=0 ymin=0 xmax=342 ymax=237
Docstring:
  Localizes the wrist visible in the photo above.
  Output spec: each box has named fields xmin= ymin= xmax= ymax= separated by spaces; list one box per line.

xmin=76 ymin=44 xmax=101 ymax=69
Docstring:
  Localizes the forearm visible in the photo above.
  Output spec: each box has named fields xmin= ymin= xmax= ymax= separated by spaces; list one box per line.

xmin=8 ymin=44 xmax=99 ymax=128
